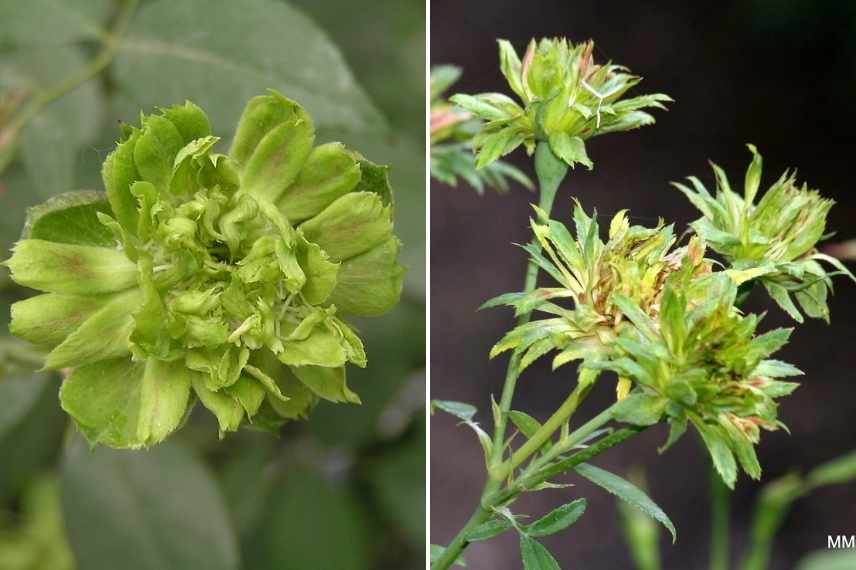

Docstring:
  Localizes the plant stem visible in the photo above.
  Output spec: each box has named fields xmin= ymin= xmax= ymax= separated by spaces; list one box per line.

xmin=6 ymin=0 xmax=139 ymax=135
xmin=432 ymin=405 xmax=637 ymax=570
xmin=488 ymin=142 xmax=568 ymax=472
xmin=433 ymin=144 xmax=567 ymax=570
xmin=494 ymin=379 xmax=590 ymax=480
xmin=709 ymin=462 xmax=731 ymax=570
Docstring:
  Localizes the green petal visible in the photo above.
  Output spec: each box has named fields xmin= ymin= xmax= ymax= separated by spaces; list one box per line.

xmin=133 ymin=114 xmax=184 ymax=191
xmin=23 ymin=190 xmax=115 ymax=248
xmin=299 ymin=192 xmax=392 ymax=261
xmin=160 ymin=100 xmax=211 ymax=143
xmin=267 ymin=367 xmax=316 ymax=419
xmin=229 ymin=91 xmax=315 ymax=203
xmin=101 ymin=129 xmax=141 ymax=234
xmin=289 ymin=365 xmax=360 ymax=404
xmin=191 ymin=372 xmax=244 ymax=434
xmin=296 ymin=235 xmax=339 ymax=305
xmin=10 ymin=293 xmax=103 ymax=347
xmin=60 ymin=357 xmax=191 ymax=449
xmin=328 ymin=237 xmax=404 ymax=316
xmin=277 ymin=142 xmax=360 ymax=223
xmin=45 ymin=288 xmax=140 ymax=369
xmin=278 ymin=325 xmax=347 ymax=368
xmin=5 ymin=239 xmax=138 ymax=294
xmin=225 ymin=375 xmax=266 ymax=418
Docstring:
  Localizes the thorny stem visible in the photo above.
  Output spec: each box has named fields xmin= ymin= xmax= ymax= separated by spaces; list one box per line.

xmin=4 ymin=0 xmax=139 ymax=137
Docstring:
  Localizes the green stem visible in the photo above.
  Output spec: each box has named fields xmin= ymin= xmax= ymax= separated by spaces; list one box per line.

xmin=432 ymin=506 xmax=493 ymax=570
xmin=494 ymin=379 xmax=589 ymax=481
xmin=488 ymin=142 xmax=568 ymax=471
xmin=6 ymin=0 xmax=138 ymax=135
xmin=710 ymin=462 xmax=730 ymax=570
xmin=434 ymin=144 xmax=567 ymax=570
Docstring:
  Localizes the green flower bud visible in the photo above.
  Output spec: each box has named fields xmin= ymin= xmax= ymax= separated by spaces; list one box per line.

xmin=4 ymin=91 xmax=404 ymax=449
xmin=674 ymin=144 xmax=855 ymax=323
xmin=450 ymin=37 xmax=672 ymax=170
xmin=487 ymin=203 xmax=710 ymax=375
xmin=589 ymin=268 xmax=801 ymax=489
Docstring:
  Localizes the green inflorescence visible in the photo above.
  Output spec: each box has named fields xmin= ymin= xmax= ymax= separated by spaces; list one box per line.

xmin=4 ymin=91 xmax=404 ymax=449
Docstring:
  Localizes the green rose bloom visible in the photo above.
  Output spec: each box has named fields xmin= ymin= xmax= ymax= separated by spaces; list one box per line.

xmin=589 ymin=266 xmax=801 ymax=488
xmin=674 ymin=144 xmax=855 ymax=322
xmin=450 ymin=37 xmax=671 ymax=170
xmin=4 ymin=91 xmax=404 ymax=448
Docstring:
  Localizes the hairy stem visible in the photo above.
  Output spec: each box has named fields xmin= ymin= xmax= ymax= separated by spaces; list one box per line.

xmin=488 ymin=142 xmax=568 ymax=471
xmin=6 ymin=0 xmax=139 ymax=135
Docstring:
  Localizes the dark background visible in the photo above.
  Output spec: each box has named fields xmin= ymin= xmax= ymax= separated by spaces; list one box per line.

xmin=430 ymin=1 xmax=856 ymax=568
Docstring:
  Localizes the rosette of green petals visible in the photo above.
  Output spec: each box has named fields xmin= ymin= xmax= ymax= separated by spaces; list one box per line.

xmin=485 ymin=203 xmax=710 ymax=376
xmin=587 ymin=267 xmax=802 ymax=488
xmin=450 ymin=38 xmax=671 ymax=170
xmin=4 ymin=91 xmax=404 ymax=448
xmin=674 ymin=144 xmax=855 ymax=322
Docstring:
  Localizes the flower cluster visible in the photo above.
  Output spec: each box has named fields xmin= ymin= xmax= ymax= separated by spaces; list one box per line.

xmin=487 ymin=197 xmax=811 ymax=486
xmin=675 ymin=145 xmax=854 ymax=322
xmin=5 ymin=91 xmax=404 ymax=448
xmin=451 ymin=38 xmax=671 ymax=170
xmin=589 ymin=268 xmax=800 ymax=488
xmin=486 ymin=204 xmax=708 ymax=378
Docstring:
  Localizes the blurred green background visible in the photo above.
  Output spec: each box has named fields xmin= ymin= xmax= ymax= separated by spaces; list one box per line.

xmin=0 ymin=1 xmax=425 ymax=569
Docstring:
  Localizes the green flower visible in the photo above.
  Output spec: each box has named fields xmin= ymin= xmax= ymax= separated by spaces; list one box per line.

xmin=588 ymin=267 xmax=801 ymax=488
xmin=450 ymin=38 xmax=671 ymax=170
xmin=486 ymin=204 xmax=709 ymax=382
xmin=430 ymin=65 xmax=533 ymax=194
xmin=674 ymin=144 xmax=855 ymax=322
xmin=4 ymin=91 xmax=404 ymax=448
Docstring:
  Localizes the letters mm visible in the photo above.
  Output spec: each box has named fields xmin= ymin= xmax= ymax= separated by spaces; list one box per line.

xmin=828 ymin=535 xmax=856 ymax=549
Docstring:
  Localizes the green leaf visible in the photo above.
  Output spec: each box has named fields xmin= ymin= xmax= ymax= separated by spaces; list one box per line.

xmin=618 ymin=478 xmax=662 ymax=570
xmin=0 ymin=372 xmax=52 ymax=441
xmin=466 ymin=517 xmax=514 ymax=542
xmin=696 ymin=422 xmax=738 ymax=489
xmin=807 ymin=450 xmax=856 ymax=488
xmin=509 ymin=410 xmax=543 ymax=439
xmin=0 ymin=1 xmax=109 ymax=45
xmin=257 ymin=468 xmax=371 ymax=570
xmin=113 ymin=0 xmax=383 ymax=133
xmin=0 ymin=46 xmax=101 ymax=198
xmin=432 ymin=400 xmax=477 ymax=421
xmin=743 ymin=144 xmax=763 ymax=206
xmin=61 ymin=437 xmax=239 ymax=570
xmin=365 ymin=430 xmax=425 ymax=547
xmin=575 ymin=463 xmax=676 ymax=542
xmin=22 ymin=191 xmax=115 ymax=247
xmin=547 ymin=132 xmax=592 ymax=169
xmin=613 ymin=392 xmax=667 ymax=427
xmin=519 ymin=534 xmax=561 ymax=570
xmin=527 ymin=498 xmax=587 ymax=537
xmin=60 ymin=357 xmax=191 ymax=449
